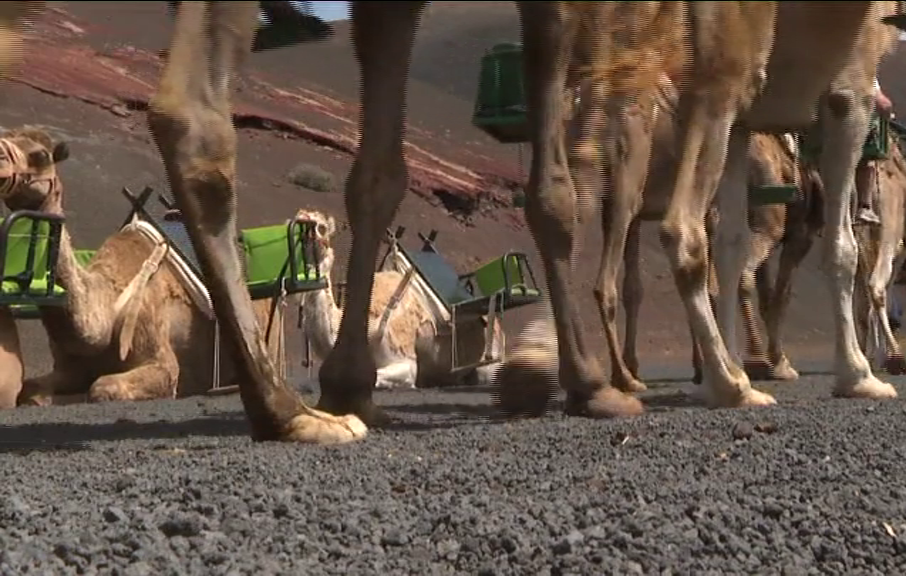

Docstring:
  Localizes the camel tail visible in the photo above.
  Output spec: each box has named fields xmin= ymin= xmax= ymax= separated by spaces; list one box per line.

xmin=112 ymin=240 xmax=169 ymax=361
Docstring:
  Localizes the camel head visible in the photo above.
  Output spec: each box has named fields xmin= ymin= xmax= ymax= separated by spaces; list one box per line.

xmin=0 ymin=126 xmax=70 ymax=213
xmin=294 ymin=208 xmax=336 ymax=276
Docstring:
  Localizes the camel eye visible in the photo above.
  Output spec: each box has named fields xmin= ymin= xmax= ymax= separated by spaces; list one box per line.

xmin=27 ymin=149 xmax=51 ymax=168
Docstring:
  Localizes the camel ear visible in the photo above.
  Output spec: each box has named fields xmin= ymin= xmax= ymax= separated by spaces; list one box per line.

xmin=52 ymin=142 xmax=70 ymax=164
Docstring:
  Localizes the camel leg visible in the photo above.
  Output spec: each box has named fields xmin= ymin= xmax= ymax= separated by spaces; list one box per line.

xmin=690 ymin=321 xmax=704 ymax=385
xmin=763 ymin=232 xmax=814 ymax=381
xmin=147 ymin=2 xmax=364 ymax=443
xmin=819 ymin=95 xmax=896 ymax=400
xmin=314 ymin=2 xmax=427 ymax=423
xmin=692 ymin=211 xmax=721 ymax=385
xmin=660 ymin=104 xmax=775 ymax=408
xmin=621 ymin=218 xmax=644 ymax=384
xmin=18 ymin=364 xmax=94 ymax=406
xmin=867 ymin=235 xmax=906 ymax=375
xmin=0 ymin=306 xmax=22 ymax=409
xmin=505 ymin=1 xmax=643 ymax=418
xmin=88 ymin=348 xmax=180 ymax=403
xmin=592 ymin=101 xmax=650 ymax=394
xmin=739 ymin=230 xmax=779 ymax=381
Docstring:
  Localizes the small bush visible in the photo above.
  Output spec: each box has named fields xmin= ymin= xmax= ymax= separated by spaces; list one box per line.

xmin=288 ymin=163 xmax=337 ymax=193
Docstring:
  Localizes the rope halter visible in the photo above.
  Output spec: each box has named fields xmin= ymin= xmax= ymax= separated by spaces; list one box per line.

xmin=0 ymin=137 xmax=60 ymax=203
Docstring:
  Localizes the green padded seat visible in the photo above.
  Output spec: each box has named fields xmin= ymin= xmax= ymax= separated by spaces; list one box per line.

xmin=472 ymin=253 xmax=541 ymax=299
xmin=748 ymin=184 xmax=799 ymax=207
xmin=401 ymin=244 xmax=541 ymax=319
xmin=239 ymin=222 xmax=327 ymax=300
xmin=472 ymin=43 xmax=529 ymax=144
xmin=0 ymin=215 xmax=65 ymax=305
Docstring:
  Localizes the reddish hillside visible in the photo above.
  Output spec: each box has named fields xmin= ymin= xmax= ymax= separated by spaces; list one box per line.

xmin=6 ymin=1 xmax=895 ymax=383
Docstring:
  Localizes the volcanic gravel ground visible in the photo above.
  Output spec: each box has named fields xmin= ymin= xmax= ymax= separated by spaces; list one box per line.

xmin=4 ymin=374 xmax=906 ymax=575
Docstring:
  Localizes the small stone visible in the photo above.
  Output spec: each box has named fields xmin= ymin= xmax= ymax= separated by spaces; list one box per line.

xmin=103 ymin=506 xmax=128 ymax=523
xmin=754 ymin=421 xmax=778 ymax=434
xmin=381 ymin=529 xmax=409 ymax=547
xmin=158 ymin=513 xmax=204 ymax=538
xmin=733 ymin=422 xmax=754 ymax=440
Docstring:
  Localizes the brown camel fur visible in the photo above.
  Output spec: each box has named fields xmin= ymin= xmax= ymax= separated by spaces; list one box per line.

xmin=736 ymin=136 xmax=826 ymax=383
xmin=509 ymin=1 xmax=901 ymax=414
xmin=298 ymin=207 xmax=505 ymax=389
xmin=853 ymin=132 xmax=906 ymax=376
xmin=0 ymin=126 xmax=69 ymax=408
xmin=569 ymin=71 xmax=825 ymax=392
xmin=0 ymin=128 xmax=288 ymax=407
xmin=298 ymin=207 xmax=433 ymax=390
xmin=1 ymin=3 xmax=899 ymax=443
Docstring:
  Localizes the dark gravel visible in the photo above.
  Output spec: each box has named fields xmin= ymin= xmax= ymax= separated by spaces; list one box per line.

xmin=4 ymin=372 xmax=906 ymax=575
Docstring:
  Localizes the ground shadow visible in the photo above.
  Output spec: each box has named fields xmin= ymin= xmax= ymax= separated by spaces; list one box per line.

xmin=0 ymin=413 xmax=249 ymax=454
xmin=640 ymin=390 xmax=704 ymax=412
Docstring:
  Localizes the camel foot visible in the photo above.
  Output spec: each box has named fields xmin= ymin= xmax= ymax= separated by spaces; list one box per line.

xmin=770 ymin=356 xmax=800 ymax=381
xmin=88 ymin=380 xmax=138 ymax=403
xmin=491 ymin=348 xmax=558 ymax=418
xmin=17 ymin=379 xmax=53 ymax=407
xmin=282 ymin=407 xmax=367 ymax=445
xmin=315 ymin=394 xmax=392 ymax=428
xmin=885 ymin=355 xmax=906 ymax=376
xmin=705 ymin=373 xmax=777 ymax=409
xmin=612 ymin=371 xmax=648 ymax=394
xmin=833 ymin=374 xmax=898 ymax=400
xmin=565 ymin=386 xmax=644 ymax=419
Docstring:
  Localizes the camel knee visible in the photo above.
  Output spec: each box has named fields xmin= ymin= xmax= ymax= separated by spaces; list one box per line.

xmin=660 ymin=221 xmax=709 ymax=293
xmin=823 ymin=235 xmax=858 ymax=281
xmin=147 ymin=102 xmax=238 ymax=214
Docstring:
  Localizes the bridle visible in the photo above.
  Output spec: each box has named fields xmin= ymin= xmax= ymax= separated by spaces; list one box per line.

xmin=0 ymin=138 xmax=60 ymax=203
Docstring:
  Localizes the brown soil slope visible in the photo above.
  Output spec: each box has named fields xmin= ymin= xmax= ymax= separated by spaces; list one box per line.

xmin=5 ymin=1 xmax=896 ymax=384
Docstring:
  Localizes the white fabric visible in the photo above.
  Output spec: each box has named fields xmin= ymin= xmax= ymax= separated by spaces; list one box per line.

xmin=874 ymin=77 xmax=881 ymax=96
xmin=121 ymin=216 xmax=215 ymax=320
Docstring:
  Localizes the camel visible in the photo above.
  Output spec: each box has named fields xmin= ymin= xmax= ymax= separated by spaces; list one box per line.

xmin=570 ymin=70 xmax=825 ymax=392
xmin=297 ymin=207 xmax=432 ymax=390
xmin=297 ymin=207 xmax=505 ymax=390
xmin=500 ymin=1 xmax=900 ymax=416
xmin=1 ymin=2 xmax=898 ymax=445
xmin=0 ymin=126 xmax=72 ymax=408
xmin=735 ymin=135 xmax=826 ymax=383
xmin=853 ymin=131 xmax=906 ymax=376
xmin=0 ymin=127 xmax=288 ymax=407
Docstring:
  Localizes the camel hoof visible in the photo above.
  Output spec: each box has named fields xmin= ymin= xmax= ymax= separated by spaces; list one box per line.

xmin=692 ymin=370 xmax=703 ymax=385
xmin=491 ymin=347 xmax=558 ymax=418
xmin=770 ymin=356 xmax=800 ymax=381
xmin=743 ymin=359 xmax=773 ymax=382
xmin=885 ymin=355 xmax=906 ymax=376
xmin=17 ymin=394 xmax=51 ymax=407
xmin=315 ymin=396 xmax=392 ymax=428
xmin=706 ymin=384 xmax=776 ymax=409
xmin=566 ymin=386 xmax=644 ymax=419
xmin=88 ymin=381 xmax=133 ymax=403
xmin=283 ymin=408 xmax=367 ymax=445
xmin=833 ymin=375 xmax=898 ymax=400
xmin=613 ymin=373 xmax=648 ymax=394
